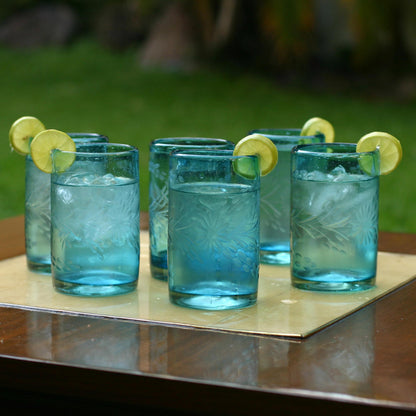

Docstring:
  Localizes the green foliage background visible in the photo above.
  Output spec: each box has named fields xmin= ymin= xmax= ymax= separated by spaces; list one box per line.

xmin=0 ymin=40 xmax=414 ymax=232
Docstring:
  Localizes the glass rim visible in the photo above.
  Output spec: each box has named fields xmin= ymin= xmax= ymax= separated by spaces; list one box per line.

xmin=53 ymin=142 xmax=138 ymax=156
xmin=249 ymin=128 xmax=323 ymax=141
xmin=68 ymin=132 xmax=108 ymax=139
xmin=170 ymin=149 xmax=257 ymax=161
xmin=292 ymin=142 xmax=379 ymax=157
xmin=151 ymin=137 xmax=233 ymax=147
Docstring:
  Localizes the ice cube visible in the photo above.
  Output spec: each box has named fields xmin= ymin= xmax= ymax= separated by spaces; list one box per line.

xmin=57 ymin=187 xmax=73 ymax=204
xmin=303 ymin=170 xmax=328 ymax=181
xmin=331 ymin=165 xmax=346 ymax=175
xmin=331 ymin=165 xmax=347 ymax=182
xmin=102 ymin=173 xmax=118 ymax=185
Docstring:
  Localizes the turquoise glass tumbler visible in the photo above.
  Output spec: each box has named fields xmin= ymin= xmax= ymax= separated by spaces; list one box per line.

xmin=250 ymin=128 xmax=323 ymax=265
xmin=51 ymin=143 xmax=140 ymax=297
xmin=148 ymin=138 xmax=234 ymax=281
xmin=168 ymin=150 xmax=260 ymax=310
xmin=25 ymin=133 xmax=108 ymax=274
xmin=291 ymin=143 xmax=380 ymax=292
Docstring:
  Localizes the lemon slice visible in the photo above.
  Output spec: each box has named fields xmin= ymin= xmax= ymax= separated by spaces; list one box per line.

xmin=356 ymin=131 xmax=402 ymax=175
xmin=301 ymin=117 xmax=334 ymax=143
xmin=9 ymin=116 xmax=46 ymax=155
xmin=233 ymin=134 xmax=278 ymax=178
xmin=30 ymin=129 xmax=76 ymax=173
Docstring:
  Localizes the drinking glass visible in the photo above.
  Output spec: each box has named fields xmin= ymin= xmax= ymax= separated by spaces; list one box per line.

xmin=25 ymin=133 xmax=108 ymax=274
xmin=51 ymin=143 xmax=140 ymax=297
xmin=149 ymin=138 xmax=234 ymax=281
xmin=291 ymin=142 xmax=380 ymax=292
xmin=249 ymin=128 xmax=323 ymax=265
xmin=168 ymin=149 xmax=260 ymax=310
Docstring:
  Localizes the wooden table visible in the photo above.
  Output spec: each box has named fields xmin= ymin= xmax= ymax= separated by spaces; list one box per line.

xmin=1 ymin=215 xmax=416 ymax=415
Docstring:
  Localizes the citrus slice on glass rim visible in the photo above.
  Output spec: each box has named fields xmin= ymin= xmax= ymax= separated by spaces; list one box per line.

xmin=301 ymin=117 xmax=335 ymax=143
xmin=233 ymin=133 xmax=278 ymax=178
xmin=9 ymin=116 xmax=46 ymax=155
xmin=356 ymin=131 xmax=402 ymax=175
xmin=30 ymin=129 xmax=76 ymax=173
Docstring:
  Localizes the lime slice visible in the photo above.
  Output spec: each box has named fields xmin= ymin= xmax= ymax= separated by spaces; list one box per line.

xmin=9 ymin=116 xmax=46 ymax=155
xmin=233 ymin=134 xmax=278 ymax=178
xmin=30 ymin=129 xmax=76 ymax=173
xmin=301 ymin=117 xmax=334 ymax=143
xmin=356 ymin=131 xmax=402 ymax=175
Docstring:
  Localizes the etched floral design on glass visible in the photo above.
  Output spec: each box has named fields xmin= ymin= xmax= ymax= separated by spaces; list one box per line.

xmin=249 ymin=128 xmax=322 ymax=265
xmin=51 ymin=143 xmax=140 ymax=297
xmin=25 ymin=158 xmax=51 ymax=272
xmin=168 ymin=150 xmax=260 ymax=310
xmin=290 ymin=143 xmax=380 ymax=292
xmin=148 ymin=138 xmax=234 ymax=281
xmin=24 ymin=133 xmax=108 ymax=274
xmin=169 ymin=183 xmax=259 ymax=279
xmin=149 ymin=158 xmax=169 ymax=265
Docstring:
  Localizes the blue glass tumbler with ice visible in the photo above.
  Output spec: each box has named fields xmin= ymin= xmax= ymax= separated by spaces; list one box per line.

xmin=249 ymin=128 xmax=323 ymax=265
xmin=149 ymin=138 xmax=234 ymax=281
xmin=51 ymin=143 xmax=140 ymax=297
xmin=25 ymin=133 xmax=108 ymax=274
xmin=168 ymin=149 xmax=260 ymax=310
xmin=290 ymin=143 xmax=380 ymax=292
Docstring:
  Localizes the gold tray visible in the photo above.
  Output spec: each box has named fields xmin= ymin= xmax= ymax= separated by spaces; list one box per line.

xmin=0 ymin=232 xmax=415 ymax=338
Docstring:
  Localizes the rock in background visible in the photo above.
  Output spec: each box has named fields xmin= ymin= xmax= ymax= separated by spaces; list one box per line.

xmin=0 ymin=3 xmax=78 ymax=49
xmin=138 ymin=2 xmax=198 ymax=71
